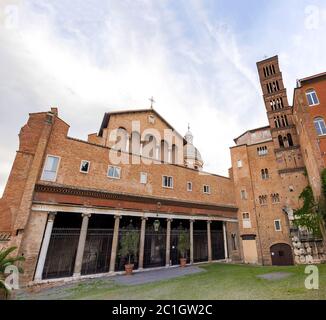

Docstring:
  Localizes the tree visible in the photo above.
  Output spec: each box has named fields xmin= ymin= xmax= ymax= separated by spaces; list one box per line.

xmin=294 ymin=168 xmax=326 ymax=241
xmin=178 ymin=227 xmax=190 ymax=259
xmin=118 ymin=225 xmax=140 ymax=265
xmin=0 ymin=246 xmax=25 ymax=299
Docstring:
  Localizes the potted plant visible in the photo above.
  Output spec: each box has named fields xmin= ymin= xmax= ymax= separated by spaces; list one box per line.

xmin=0 ymin=246 xmax=25 ymax=300
xmin=178 ymin=227 xmax=190 ymax=267
xmin=119 ymin=225 xmax=140 ymax=275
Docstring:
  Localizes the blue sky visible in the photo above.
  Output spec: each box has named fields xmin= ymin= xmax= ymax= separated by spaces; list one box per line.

xmin=0 ymin=0 xmax=326 ymax=195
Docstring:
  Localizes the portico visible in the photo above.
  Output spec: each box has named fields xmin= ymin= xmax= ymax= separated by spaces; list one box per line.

xmin=33 ymin=201 xmax=237 ymax=282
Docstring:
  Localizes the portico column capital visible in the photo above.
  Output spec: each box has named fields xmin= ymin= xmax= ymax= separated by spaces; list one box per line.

xmin=48 ymin=212 xmax=57 ymax=221
xmin=82 ymin=213 xmax=92 ymax=219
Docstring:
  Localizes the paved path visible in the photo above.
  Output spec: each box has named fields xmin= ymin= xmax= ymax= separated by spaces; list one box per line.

xmin=113 ymin=266 xmax=205 ymax=285
xmin=16 ymin=266 xmax=205 ymax=300
xmin=256 ymin=272 xmax=293 ymax=281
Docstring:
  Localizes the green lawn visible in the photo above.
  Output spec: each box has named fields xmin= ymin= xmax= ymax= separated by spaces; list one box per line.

xmin=18 ymin=263 xmax=326 ymax=300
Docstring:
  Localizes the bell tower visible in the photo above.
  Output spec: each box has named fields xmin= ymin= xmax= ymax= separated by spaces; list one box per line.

xmin=257 ymin=56 xmax=305 ymax=173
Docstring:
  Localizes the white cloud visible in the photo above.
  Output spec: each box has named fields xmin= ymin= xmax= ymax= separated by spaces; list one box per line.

xmin=0 ymin=0 xmax=325 ymax=196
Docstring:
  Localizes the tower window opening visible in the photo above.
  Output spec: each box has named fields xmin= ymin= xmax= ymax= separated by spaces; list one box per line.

xmin=278 ymin=135 xmax=284 ymax=148
xmin=261 ymin=168 xmax=269 ymax=180
xmin=287 ymin=133 xmax=294 ymax=147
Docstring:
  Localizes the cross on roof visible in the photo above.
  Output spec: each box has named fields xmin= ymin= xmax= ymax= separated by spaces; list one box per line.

xmin=149 ymin=96 xmax=155 ymax=109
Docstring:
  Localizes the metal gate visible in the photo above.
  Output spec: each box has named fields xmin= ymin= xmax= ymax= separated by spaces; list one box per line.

xmin=193 ymin=230 xmax=208 ymax=263
xmin=81 ymin=229 xmax=114 ymax=275
xmin=42 ymin=228 xmax=80 ymax=279
xmin=170 ymin=229 xmax=190 ymax=265
xmin=211 ymin=230 xmax=225 ymax=260
xmin=143 ymin=226 xmax=166 ymax=268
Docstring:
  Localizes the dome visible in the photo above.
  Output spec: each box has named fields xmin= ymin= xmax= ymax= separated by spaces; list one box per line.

xmin=183 ymin=143 xmax=203 ymax=163
xmin=183 ymin=125 xmax=203 ymax=169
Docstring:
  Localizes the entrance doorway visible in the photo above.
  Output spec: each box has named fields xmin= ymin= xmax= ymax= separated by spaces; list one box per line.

xmin=270 ymin=243 xmax=294 ymax=266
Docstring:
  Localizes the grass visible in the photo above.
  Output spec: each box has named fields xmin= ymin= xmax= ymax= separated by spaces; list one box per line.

xmin=17 ymin=263 xmax=326 ymax=300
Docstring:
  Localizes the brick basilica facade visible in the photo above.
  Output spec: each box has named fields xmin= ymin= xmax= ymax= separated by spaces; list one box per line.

xmin=0 ymin=56 xmax=325 ymax=286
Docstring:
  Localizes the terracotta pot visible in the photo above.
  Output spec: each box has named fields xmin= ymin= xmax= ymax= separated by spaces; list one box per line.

xmin=124 ymin=264 xmax=134 ymax=275
xmin=180 ymin=258 xmax=187 ymax=267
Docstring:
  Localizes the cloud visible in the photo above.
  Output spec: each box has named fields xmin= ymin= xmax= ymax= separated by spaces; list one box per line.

xmin=0 ymin=0 xmax=325 ymax=197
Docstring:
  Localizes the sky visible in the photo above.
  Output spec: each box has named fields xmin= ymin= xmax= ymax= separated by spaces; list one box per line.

xmin=0 ymin=0 xmax=326 ymax=196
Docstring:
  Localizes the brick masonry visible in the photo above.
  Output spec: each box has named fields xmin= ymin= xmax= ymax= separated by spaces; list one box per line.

xmin=0 ymin=56 xmax=325 ymax=284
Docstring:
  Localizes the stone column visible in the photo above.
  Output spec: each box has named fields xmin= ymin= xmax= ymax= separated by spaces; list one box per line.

xmin=109 ymin=215 xmax=121 ymax=273
xmin=190 ymin=220 xmax=194 ymax=264
xmin=223 ymin=221 xmax=229 ymax=260
xmin=165 ymin=219 xmax=172 ymax=267
xmin=34 ymin=212 xmax=56 ymax=281
xmin=207 ymin=220 xmax=212 ymax=262
xmin=73 ymin=213 xmax=91 ymax=277
xmin=138 ymin=217 xmax=147 ymax=270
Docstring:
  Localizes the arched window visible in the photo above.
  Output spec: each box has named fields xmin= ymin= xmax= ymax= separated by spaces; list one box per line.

xmin=287 ymin=133 xmax=294 ymax=147
xmin=261 ymin=168 xmax=269 ymax=180
xmin=116 ymin=127 xmax=128 ymax=152
xmin=160 ymin=140 xmax=169 ymax=163
xmin=284 ymin=115 xmax=289 ymax=126
xmin=129 ymin=131 xmax=141 ymax=155
xmin=143 ymin=134 xmax=157 ymax=159
xmin=280 ymin=97 xmax=284 ymax=108
xmin=278 ymin=135 xmax=284 ymax=148
xmin=281 ymin=115 xmax=286 ymax=127
xmin=172 ymin=144 xmax=178 ymax=164
xmin=314 ymin=117 xmax=326 ymax=136
xmin=306 ymin=89 xmax=319 ymax=106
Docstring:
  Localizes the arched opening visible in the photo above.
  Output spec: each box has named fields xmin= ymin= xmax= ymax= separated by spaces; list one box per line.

xmin=116 ymin=127 xmax=128 ymax=152
xmin=160 ymin=140 xmax=169 ymax=163
xmin=314 ymin=117 xmax=326 ymax=136
xmin=283 ymin=136 xmax=289 ymax=148
xmin=129 ymin=131 xmax=141 ymax=155
xmin=278 ymin=135 xmax=284 ymax=148
xmin=270 ymin=243 xmax=293 ymax=266
xmin=287 ymin=133 xmax=294 ymax=147
xmin=143 ymin=135 xmax=157 ymax=159
xmin=172 ymin=144 xmax=178 ymax=164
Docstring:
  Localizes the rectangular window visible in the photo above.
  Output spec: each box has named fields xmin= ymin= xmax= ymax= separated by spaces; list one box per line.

xmin=187 ymin=182 xmax=192 ymax=192
xmin=41 ymin=155 xmax=60 ymax=182
xmin=274 ymin=219 xmax=282 ymax=231
xmin=237 ymin=160 xmax=243 ymax=168
xmin=240 ymin=189 xmax=247 ymax=200
xmin=162 ymin=176 xmax=173 ymax=188
xmin=140 ymin=172 xmax=147 ymax=184
xmin=242 ymin=212 xmax=251 ymax=229
xmin=203 ymin=185 xmax=210 ymax=194
xmin=257 ymin=146 xmax=268 ymax=156
xmin=80 ymin=160 xmax=90 ymax=173
xmin=107 ymin=165 xmax=121 ymax=179
xmin=306 ymin=90 xmax=319 ymax=106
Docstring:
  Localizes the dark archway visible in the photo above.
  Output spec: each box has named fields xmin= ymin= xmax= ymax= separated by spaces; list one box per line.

xmin=270 ymin=243 xmax=294 ymax=266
